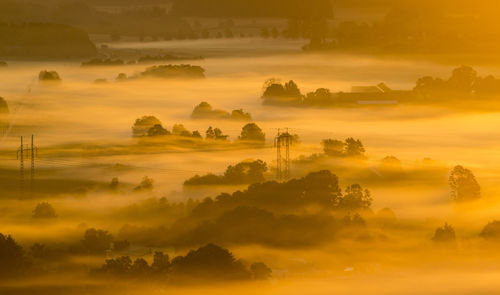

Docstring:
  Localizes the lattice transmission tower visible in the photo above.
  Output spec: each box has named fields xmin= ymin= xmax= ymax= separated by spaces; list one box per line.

xmin=274 ymin=129 xmax=293 ymax=181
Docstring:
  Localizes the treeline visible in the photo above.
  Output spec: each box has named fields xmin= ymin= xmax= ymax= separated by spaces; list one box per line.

xmin=93 ymin=243 xmax=271 ymax=281
xmin=184 ymin=160 xmax=267 ymax=186
xmin=0 ymin=232 xmax=272 ymax=282
xmin=302 ymin=2 xmax=500 ymax=54
xmin=0 ymin=23 xmax=96 ymax=58
xmin=170 ymin=0 xmax=333 ymax=18
xmin=414 ymin=66 xmax=500 ymax=99
xmin=117 ymin=64 xmax=205 ymax=81
xmin=0 ymin=1 xmax=192 ymax=39
xmin=262 ymin=66 xmax=500 ymax=108
xmin=191 ymin=102 xmax=251 ymax=121
xmin=132 ymin=116 xmax=266 ymax=143
xmin=119 ymin=170 xmax=375 ymax=248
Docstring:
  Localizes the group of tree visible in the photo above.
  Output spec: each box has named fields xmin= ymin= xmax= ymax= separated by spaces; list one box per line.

xmin=449 ymin=165 xmax=481 ymax=202
xmin=119 ymin=170 xmax=373 ymax=248
xmin=261 ymin=79 xmax=359 ymax=107
xmin=0 ymin=2 xmax=193 ymax=42
xmin=322 ymin=138 xmax=366 ymax=158
xmin=38 ymin=70 xmax=61 ymax=81
xmin=132 ymin=116 xmax=204 ymax=139
xmin=187 ymin=170 xmax=371 ymax=216
xmin=191 ymin=102 xmax=251 ymax=121
xmin=414 ymin=66 xmax=500 ymax=99
xmin=170 ymin=0 xmax=333 ymax=18
xmin=32 ymin=202 xmax=57 ymax=219
xmin=432 ymin=223 xmax=456 ymax=244
xmin=0 ymin=23 xmax=96 ymax=59
xmin=81 ymin=58 xmax=125 ymax=67
xmin=132 ymin=116 xmax=266 ymax=143
xmin=184 ymin=159 xmax=267 ymax=186
xmin=117 ymin=64 xmax=205 ymax=81
xmin=299 ymin=2 xmax=500 ymax=55
xmin=262 ymin=66 xmax=500 ymax=109
xmin=94 ymin=243 xmax=271 ymax=281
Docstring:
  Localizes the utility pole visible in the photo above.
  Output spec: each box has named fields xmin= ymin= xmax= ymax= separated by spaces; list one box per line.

xmin=274 ymin=128 xmax=293 ymax=181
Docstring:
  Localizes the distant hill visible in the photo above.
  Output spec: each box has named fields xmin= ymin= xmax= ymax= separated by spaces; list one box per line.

xmin=170 ymin=0 xmax=333 ymax=18
xmin=0 ymin=23 xmax=97 ymax=59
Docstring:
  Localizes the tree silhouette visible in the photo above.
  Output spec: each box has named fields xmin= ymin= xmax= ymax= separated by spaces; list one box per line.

xmin=344 ymin=138 xmax=365 ymax=157
xmin=134 ymin=176 xmax=154 ymax=192
xmin=448 ymin=66 xmax=477 ymax=93
xmin=185 ymin=160 xmax=267 ymax=185
xmin=152 ymin=251 xmax=170 ymax=273
xmin=432 ymin=223 xmax=456 ymax=243
xmin=338 ymin=184 xmax=372 ymax=210
xmin=322 ymin=139 xmax=344 ymax=157
xmin=449 ymin=165 xmax=480 ymax=201
xmin=39 ymin=70 xmax=61 ymax=81
xmin=250 ymin=262 xmax=272 ymax=280
xmin=132 ymin=116 xmax=162 ymax=137
xmin=480 ymin=221 xmax=500 ymax=240
xmin=81 ymin=228 xmax=113 ymax=254
xmin=147 ymin=124 xmax=170 ymax=136
xmin=239 ymin=123 xmax=265 ymax=142
xmin=32 ymin=202 xmax=57 ymax=219
xmin=0 ymin=233 xmax=27 ymax=277
xmin=170 ymin=243 xmax=251 ymax=280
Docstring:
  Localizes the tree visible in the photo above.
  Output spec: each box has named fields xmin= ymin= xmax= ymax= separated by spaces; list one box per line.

xmin=449 ymin=165 xmax=480 ymax=201
xmin=131 ymin=258 xmax=151 ymax=276
xmin=110 ymin=177 xmax=120 ymax=191
xmin=284 ymin=80 xmax=301 ymax=98
xmin=213 ymin=128 xmax=228 ymax=140
xmin=432 ymin=223 xmax=456 ymax=243
xmin=32 ymin=202 xmax=57 ymax=219
xmin=172 ymin=124 xmax=190 ymax=136
xmin=99 ymin=256 xmax=132 ymax=276
xmin=231 ymin=109 xmax=252 ymax=120
xmin=132 ymin=116 xmax=162 ymax=137
xmin=338 ymin=184 xmax=372 ymax=210
xmin=344 ymin=138 xmax=365 ymax=157
xmin=0 ymin=233 xmax=27 ymax=277
xmin=322 ymin=139 xmax=344 ymax=157
xmin=448 ymin=66 xmax=477 ymax=93
xmin=170 ymin=244 xmax=251 ymax=280
xmin=224 ymin=160 xmax=267 ymax=184
xmin=184 ymin=160 xmax=267 ymax=186
xmin=480 ymin=221 xmax=500 ymax=240
xmin=152 ymin=251 xmax=170 ymax=273
xmin=239 ymin=123 xmax=265 ymax=142
xmin=304 ymin=88 xmax=332 ymax=106
xmin=250 ymin=262 xmax=272 ymax=280
xmin=134 ymin=176 xmax=154 ymax=192
xmin=147 ymin=124 xmax=170 ymax=136
xmin=206 ymin=126 xmax=216 ymax=139
xmin=38 ymin=70 xmax=61 ymax=81
xmin=81 ymin=228 xmax=113 ymax=254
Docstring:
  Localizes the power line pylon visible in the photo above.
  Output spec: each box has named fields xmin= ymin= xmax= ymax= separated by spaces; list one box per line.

xmin=17 ymin=136 xmax=24 ymax=195
xmin=274 ymin=128 xmax=293 ymax=181
xmin=17 ymin=135 xmax=37 ymax=197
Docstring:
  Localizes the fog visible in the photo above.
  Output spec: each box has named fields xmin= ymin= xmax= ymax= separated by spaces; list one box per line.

xmin=2 ymin=36 xmax=500 ymax=294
